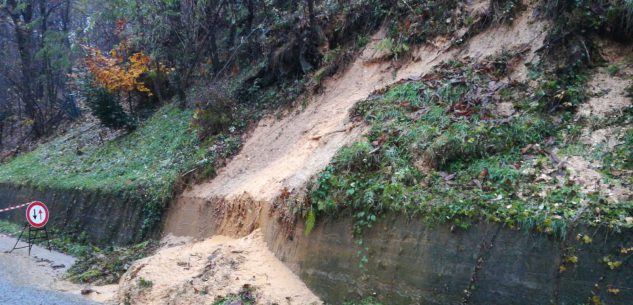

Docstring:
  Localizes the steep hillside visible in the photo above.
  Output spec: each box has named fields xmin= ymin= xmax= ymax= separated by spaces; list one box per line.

xmin=1 ymin=1 xmax=633 ymax=305
xmin=178 ymin=1 xmax=549 ymax=203
xmin=143 ymin=2 xmax=633 ymax=305
xmin=164 ymin=0 xmax=551 ymax=237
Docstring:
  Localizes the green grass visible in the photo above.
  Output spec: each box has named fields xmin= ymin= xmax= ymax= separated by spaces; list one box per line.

xmin=607 ymin=64 xmax=621 ymax=76
xmin=67 ymin=240 xmax=156 ymax=285
xmin=0 ymin=220 xmax=22 ymax=235
xmin=0 ymin=219 xmax=158 ymax=285
xmin=211 ymin=285 xmax=256 ymax=305
xmin=341 ymin=298 xmax=383 ymax=305
xmin=0 ymin=219 xmax=93 ymax=259
xmin=137 ymin=277 xmax=153 ymax=289
xmin=0 ymin=104 xmax=241 ymax=232
xmin=2 ymin=105 xmax=197 ymax=193
xmin=306 ymin=54 xmax=633 ymax=237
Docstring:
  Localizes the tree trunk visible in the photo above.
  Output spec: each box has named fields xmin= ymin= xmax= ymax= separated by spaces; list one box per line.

xmin=6 ymin=0 xmax=44 ymax=137
xmin=307 ymin=0 xmax=316 ymax=31
xmin=209 ymin=30 xmax=220 ymax=73
xmin=244 ymin=0 xmax=255 ymax=34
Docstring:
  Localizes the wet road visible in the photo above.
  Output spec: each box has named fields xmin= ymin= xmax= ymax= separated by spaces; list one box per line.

xmin=0 ymin=235 xmax=97 ymax=305
xmin=0 ymin=278 xmax=96 ymax=305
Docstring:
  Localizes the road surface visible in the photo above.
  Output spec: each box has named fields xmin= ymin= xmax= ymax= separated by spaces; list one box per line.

xmin=0 ymin=234 xmax=98 ymax=305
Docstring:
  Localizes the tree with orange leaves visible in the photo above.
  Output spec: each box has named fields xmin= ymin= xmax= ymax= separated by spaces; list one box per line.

xmin=82 ymin=40 xmax=168 ymax=130
xmin=84 ymin=42 xmax=153 ymax=96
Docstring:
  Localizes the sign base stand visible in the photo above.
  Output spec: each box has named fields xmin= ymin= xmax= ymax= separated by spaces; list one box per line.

xmin=9 ymin=223 xmax=52 ymax=256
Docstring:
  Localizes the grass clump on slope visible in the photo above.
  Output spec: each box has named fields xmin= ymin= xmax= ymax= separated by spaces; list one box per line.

xmin=308 ymin=53 xmax=633 ymax=237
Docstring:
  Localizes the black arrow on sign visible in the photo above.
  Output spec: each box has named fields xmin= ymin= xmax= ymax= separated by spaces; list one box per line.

xmin=33 ymin=209 xmax=37 ymax=220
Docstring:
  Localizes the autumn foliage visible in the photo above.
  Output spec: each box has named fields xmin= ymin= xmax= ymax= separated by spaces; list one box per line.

xmin=82 ymin=40 xmax=170 ymax=130
xmin=84 ymin=42 xmax=153 ymax=95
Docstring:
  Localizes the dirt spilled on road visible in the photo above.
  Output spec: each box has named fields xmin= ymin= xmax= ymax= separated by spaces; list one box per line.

xmin=118 ymin=230 xmax=320 ymax=305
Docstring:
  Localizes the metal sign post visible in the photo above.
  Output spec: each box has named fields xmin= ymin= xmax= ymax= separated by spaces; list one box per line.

xmin=9 ymin=223 xmax=52 ymax=256
xmin=8 ymin=201 xmax=52 ymax=255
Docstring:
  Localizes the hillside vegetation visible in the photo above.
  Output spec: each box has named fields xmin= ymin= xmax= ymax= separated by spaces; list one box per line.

xmin=0 ymin=1 xmax=633 ymax=303
xmin=0 ymin=0 xmax=392 ymax=235
xmin=0 ymin=106 xmax=240 ymax=230
xmin=307 ymin=52 xmax=633 ymax=237
xmin=289 ymin=1 xmax=633 ymax=243
xmin=0 ymin=0 xmax=631 ymax=244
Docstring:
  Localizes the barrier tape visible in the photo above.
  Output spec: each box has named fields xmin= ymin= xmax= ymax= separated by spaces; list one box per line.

xmin=0 ymin=202 xmax=32 ymax=214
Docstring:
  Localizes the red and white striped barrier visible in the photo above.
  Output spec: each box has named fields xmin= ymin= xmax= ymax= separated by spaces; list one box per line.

xmin=0 ymin=202 xmax=32 ymax=214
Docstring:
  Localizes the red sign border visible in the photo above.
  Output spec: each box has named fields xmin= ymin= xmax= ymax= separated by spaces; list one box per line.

xmin=26 ymin=201 xmax=49 ymax=228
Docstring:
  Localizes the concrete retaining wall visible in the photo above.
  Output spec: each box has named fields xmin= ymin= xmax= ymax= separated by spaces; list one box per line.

xmin=164 ymin=196 xmax=633 ymax=304
xmin=265 ymin=215 xmax=633 ymax=305
xmin=0 ymin=183 xmax=151 ymax=245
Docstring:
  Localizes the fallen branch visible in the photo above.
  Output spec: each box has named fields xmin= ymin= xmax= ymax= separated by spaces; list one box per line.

xmin=309 ymin=122 xmax=361 ymax=141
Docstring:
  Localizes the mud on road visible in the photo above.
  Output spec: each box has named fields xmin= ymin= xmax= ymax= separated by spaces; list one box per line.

xmin=0 ymin=234 xmax=111 ymax=305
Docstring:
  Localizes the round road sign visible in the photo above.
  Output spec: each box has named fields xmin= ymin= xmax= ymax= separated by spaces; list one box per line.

xmin=26 ymin=201 xmax=49 ymax=228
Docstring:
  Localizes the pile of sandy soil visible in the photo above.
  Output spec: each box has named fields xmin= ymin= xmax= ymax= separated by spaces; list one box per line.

xmin=164 ymin=3 xmax=551 ymax=241
xmin=577 ymin=69 xmax=632 ymax=118
xmin=564 ymin=41 xmax=633 ymax=203
xmin=561 ymin=155 xmax=632 ymax=203
xmin=118 ymin=230 xmax=321 ymax=305
xmin=577 ymin=41 xmax=633 ymax=118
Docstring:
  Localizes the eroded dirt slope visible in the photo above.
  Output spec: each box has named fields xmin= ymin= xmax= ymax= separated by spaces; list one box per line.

xmin=164 ymin=4 xmax=550 ymax=240
xmin=181 ymin=5 xmax=549 ymax=204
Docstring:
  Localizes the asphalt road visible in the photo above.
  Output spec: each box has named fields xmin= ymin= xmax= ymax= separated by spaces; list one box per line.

xmin=0 ymin=234 xmax=97 ymax=305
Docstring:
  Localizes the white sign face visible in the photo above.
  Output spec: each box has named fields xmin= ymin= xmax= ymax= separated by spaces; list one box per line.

xmin=29 ymin=205 xmax=47 ymax=225
xmin=26 ymin=202 xmax=49 ymax=228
